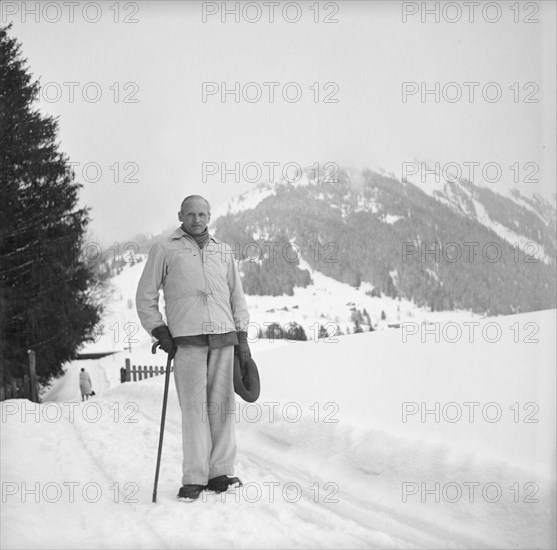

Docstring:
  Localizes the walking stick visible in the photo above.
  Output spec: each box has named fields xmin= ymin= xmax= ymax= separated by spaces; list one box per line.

xmin=152 ymin=341 xmax=174 ymax=503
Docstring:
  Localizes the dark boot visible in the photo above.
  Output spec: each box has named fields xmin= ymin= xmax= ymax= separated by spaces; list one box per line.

xmin=177 ymin=484 xmax=206 ymax=502
xmin=206 ymin=475 xmax=242 ymax=494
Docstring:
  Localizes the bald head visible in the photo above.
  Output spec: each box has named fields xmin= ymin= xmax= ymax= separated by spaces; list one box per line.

xmin=180 ymin=195 xmax=210 ymax=212
xmin=178 ymin=195 xmax=211 ymax=235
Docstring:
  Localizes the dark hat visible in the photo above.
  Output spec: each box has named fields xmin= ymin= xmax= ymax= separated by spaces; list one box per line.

xmin=233 ymin=354 xmax=261 ymax=403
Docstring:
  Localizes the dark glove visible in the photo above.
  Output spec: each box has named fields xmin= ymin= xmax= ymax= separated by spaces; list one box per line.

xmin=235 ymin=331 xmax=251 ymax=366
xmin=152 ymin=325 xmax=176 ymax=358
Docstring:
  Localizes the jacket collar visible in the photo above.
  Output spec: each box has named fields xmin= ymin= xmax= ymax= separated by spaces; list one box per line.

xmin=170 ymin=226 xmax=220 ymax=244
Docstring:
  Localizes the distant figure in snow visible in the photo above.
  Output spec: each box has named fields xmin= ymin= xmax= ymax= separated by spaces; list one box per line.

xmin=79 ymin=368 xmax=92 ymax=401
xmin=136 ymin=194 xmax=250 ymax=502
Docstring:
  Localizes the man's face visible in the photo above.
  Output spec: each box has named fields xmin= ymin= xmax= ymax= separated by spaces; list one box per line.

xmin=178 ymin=198 xmax=211 ymax=234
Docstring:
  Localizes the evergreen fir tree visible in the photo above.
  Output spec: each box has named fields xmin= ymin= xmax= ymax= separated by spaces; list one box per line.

xmin=0 ymin=26 xmax=103 ymax=386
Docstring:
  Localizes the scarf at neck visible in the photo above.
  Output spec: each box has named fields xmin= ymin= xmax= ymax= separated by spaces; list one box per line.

xmin=182 ymin=226 xmax=210 ymax=249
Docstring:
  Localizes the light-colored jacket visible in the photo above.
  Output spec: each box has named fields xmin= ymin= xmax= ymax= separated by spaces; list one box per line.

xmin=79 ymin=371 xmax=92 ymax=394
xmin=136 ymin=228 xmax=249 ymax=337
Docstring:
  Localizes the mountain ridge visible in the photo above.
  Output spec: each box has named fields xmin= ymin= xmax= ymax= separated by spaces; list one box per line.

xmin=211 ymin=166 xmax=556 ymax=315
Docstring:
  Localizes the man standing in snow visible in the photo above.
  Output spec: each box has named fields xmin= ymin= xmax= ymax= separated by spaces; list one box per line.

xmin=79 ymin=368 xmax=92 ymax=401
xmin=136 ymin=195 xmax=251 ymax=501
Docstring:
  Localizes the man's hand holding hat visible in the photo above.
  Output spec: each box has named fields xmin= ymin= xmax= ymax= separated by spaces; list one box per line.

xmin=235 ymin=331 xmax=251 ymax=366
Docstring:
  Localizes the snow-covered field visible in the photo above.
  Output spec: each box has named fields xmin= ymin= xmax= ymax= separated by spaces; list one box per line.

xmin=1 ymin=263 xmax=555 ymax=549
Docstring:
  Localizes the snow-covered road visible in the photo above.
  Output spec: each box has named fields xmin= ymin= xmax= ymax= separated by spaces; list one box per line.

xmin=2 ymin=309 xmax=556 ymax=549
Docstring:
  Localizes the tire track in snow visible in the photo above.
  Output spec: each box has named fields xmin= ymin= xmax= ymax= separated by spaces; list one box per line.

xmin=125 ymin=403 xmax=457 ymax=548
xmin=68 ymin=402 xmax=170 ymax=548
xmin=241 ymin=442 xmax=496 ymax=550
xmin=108 ymin=397 xmax=476 ymax=548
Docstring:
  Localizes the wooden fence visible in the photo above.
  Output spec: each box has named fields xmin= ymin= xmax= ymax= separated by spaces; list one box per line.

xmin=121 ymin=358 xmax=173 ymax=383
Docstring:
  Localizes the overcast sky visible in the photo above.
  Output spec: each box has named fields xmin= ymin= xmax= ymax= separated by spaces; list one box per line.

xmin=4 ymin=0 xmax=556 ymax=244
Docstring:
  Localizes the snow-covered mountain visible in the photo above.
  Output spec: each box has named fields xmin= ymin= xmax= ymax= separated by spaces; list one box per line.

xmin=211 ymin=165 xmax=556 ymax=256
xmin=415 ymin=173 xmax=556 ymax=265
xmin=210 ymin=166 xmax=556 ymax=316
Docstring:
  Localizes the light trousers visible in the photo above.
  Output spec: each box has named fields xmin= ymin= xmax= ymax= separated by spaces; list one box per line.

xmin=173 ymin=344 xmax=236 ymax=485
